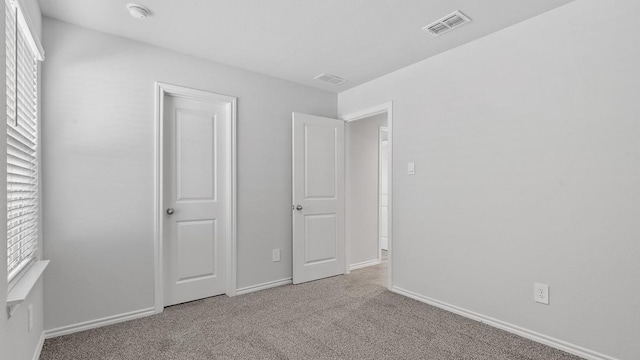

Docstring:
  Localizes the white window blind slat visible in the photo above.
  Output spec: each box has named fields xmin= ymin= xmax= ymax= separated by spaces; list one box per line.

xmin=8 ymin=127 xmax=36 ymax=148
xmin=6 ymin=0 xmax=40 ymax=282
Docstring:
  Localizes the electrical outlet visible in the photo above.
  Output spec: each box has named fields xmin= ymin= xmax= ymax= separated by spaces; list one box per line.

xmin=534 ymin=283 xmax=549 ymax=305
xmin=272 ymin=249 xmax=280 ymax=262
xmin=27 ymin=304 xmax=33 ymax=332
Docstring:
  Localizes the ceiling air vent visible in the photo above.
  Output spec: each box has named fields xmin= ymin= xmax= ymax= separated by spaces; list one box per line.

xmin=314 ymin=73 xmax=347 ymax=86
xmin=422 ymin=10 xmax=471 ymax=37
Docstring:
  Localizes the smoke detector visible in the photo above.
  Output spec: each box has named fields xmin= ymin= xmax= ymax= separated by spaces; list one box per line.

xmin=127 ymin=4 xmax=151 ymax=19
xmin=423 ymin=10 xmax=471 ymax=36
xmin=314 ymin=73 xmax=347 ymax=86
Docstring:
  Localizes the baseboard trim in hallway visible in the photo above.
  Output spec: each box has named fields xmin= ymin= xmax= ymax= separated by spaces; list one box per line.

xmin=391 ymin=286 xmax=618 ymax=360
xmin=44 ymin=307 xmax=156 ymax=339
xmin=349 ymin=259 xmax=381 ymax=271
xmin=236 ymin=277 xmax=292 ymax=296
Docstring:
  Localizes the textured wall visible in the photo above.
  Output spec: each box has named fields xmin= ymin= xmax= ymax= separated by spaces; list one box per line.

xmin=339 ymin=1 xmax=640 ymax=359
xmin=41 ymin=18 xmax=336 ymax=331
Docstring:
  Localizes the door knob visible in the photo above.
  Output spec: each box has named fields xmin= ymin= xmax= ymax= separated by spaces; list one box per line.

xmin=295 ymin=205 xmax=303 ymax=211
xmin=166 ymin=208 xmax=175 ymax=215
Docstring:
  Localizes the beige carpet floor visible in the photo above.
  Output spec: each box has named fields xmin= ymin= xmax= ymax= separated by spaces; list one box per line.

xmin=40 ymin=260 xmax=582 ymax=359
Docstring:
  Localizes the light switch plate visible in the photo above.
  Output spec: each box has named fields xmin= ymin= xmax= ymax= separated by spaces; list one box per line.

xmin=408 ymin=162 xmax=415 ymax=175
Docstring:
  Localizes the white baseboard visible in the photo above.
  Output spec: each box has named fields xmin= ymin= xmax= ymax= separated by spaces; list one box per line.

xmin=236 ymin=278 xmax=292 ymax=296
xmin=32 ymin=331 xmax=45 ymax=360
xmin=391 ymin=287 xmax=618 ymax=360
xmin=44 ymin=307 xmax=156 ymax=339
xmin=349 ymin=258 xmax=381 ymax=271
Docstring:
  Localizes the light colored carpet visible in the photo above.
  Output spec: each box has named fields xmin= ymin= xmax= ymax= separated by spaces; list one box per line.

xmin=40 ymin=262 xmax=581 ymax=359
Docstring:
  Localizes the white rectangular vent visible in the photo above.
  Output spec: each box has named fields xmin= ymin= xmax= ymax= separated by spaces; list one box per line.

xmin=314 ymin=73 xmax=347 ymax=86
xmin=423 ymin=10 xmax=471 ymax=36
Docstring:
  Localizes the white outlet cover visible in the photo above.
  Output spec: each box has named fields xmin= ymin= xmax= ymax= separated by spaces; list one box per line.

xmin=408 ymin=161 xmax=415 ymax=175
xmin=534 ymin=283 xmax=549 ymax=305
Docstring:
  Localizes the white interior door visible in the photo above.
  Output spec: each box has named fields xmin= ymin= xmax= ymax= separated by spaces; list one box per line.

xmin=379 ymin=128 xmax=389 ymax=251
xmin=164 ymin=95 xmax=226 ymax=306
xmin=292 ymin=113 xmax=345 ymax=284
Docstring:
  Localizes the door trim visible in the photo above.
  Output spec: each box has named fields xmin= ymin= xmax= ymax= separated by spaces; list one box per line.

xmin=342 ymin=102 xmax=393 ymax=290
xmin=378 ymin=125 xmax=389 ymax=257
xmin=154 ymin=82 xmax=237 ymax=313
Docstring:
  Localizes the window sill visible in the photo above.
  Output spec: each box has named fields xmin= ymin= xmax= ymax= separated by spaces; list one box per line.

xmin=7 ymin=260 xmax=49 ymax=317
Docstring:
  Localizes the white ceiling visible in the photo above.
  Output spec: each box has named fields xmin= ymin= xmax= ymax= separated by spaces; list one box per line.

xmin=38 ymin=0 xmax=574 ymax=93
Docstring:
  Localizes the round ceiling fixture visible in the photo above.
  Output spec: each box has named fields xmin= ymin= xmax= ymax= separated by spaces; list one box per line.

xmin=127 ymin=4 xmax=151 ymax=19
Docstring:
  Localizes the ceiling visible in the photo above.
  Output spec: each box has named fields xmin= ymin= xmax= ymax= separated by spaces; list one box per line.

xmin=38 ymin=0 xmax=574 ymax=93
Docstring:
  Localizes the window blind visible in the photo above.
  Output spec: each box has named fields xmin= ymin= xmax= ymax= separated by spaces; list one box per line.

xmin=6 ymin=0 xmax=40 ymax=282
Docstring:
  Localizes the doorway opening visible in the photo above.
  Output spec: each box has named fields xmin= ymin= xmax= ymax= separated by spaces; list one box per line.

xmin=343 ymin=103 xmax=393 ymax=289
xmin=290 ymin=103 xmax=392 ymax=288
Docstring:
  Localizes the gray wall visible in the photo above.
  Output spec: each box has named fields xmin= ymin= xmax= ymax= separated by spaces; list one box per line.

xmin=338 ymin=1 xmax=640 ymax=359
xmin=346 ymin=113 xmax=386 ymax=266
xmin=0 ymin=1 xmax=45 ymax=359
xmin=41 ymin=18 xmax=336 ymax=331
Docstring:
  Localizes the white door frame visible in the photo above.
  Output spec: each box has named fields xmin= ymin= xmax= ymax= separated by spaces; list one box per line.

xmin=154 ymin=82 xmax=237 ymax=313
xmin=342 ymin=102 xmax=393 ymax=290
xmin=378 ymin=125 xmax=389 ymax=255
